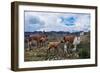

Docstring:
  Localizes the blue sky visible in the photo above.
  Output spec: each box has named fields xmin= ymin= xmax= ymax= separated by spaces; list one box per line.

xmin=24 ymin=11 xmax=90 ymax=32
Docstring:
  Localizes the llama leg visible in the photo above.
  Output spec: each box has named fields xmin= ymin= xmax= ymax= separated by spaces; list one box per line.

xmin=29 ymin=42 xmax=32 ymax=50
xmin=37 ymin=42 xmax=39 ymax=48
xmin=46 ymin=47 xmax=50 ymax=60
xmin=63 ymin=44 xmax=68 ymax=58
xmin=42 ymin=42 xmax=43 ymax=47
xmin=73 ymin=45 xmax=77 ymax=52
xmin=27 ymin=42 xmax=30 ymax=51
xmin=64 ymin=44 xmax=68 ymax=54
xmin=27 ymin=42 xmax=31 ymax=51
xmin=40 ymin=41 xmax=42 ymax=47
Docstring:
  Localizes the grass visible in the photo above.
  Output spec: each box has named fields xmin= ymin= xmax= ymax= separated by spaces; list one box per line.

xmin=24 ymin=33 xmax=90 ymax=61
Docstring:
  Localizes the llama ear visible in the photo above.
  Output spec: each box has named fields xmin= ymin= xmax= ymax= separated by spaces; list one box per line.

xmin=47 ymin=41 xmax=49 ymax=44
xmin=61 ymin=40 xmax=64 ymax=43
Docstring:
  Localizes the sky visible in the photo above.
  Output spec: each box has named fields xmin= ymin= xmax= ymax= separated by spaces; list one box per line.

xmin=24 ymin=11 xmax=90 ymax=32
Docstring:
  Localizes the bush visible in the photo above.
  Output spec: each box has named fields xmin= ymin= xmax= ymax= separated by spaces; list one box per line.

xmin=79 ymin=48 xmax=90 ymax=59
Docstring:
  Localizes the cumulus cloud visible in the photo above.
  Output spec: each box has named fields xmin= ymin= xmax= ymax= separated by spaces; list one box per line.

xmin=24 ymin=12 xmax=45 ymax=32
xmin=24 ymin=11 xmax=90 ymax=32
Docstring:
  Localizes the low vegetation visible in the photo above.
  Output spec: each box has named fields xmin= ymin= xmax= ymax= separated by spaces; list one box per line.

xmin=24 ymin=32 xmax=90 ymax=61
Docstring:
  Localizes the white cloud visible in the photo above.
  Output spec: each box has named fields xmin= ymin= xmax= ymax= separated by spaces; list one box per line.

xmin=24 ymin=11 xmax=90 ymax=32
